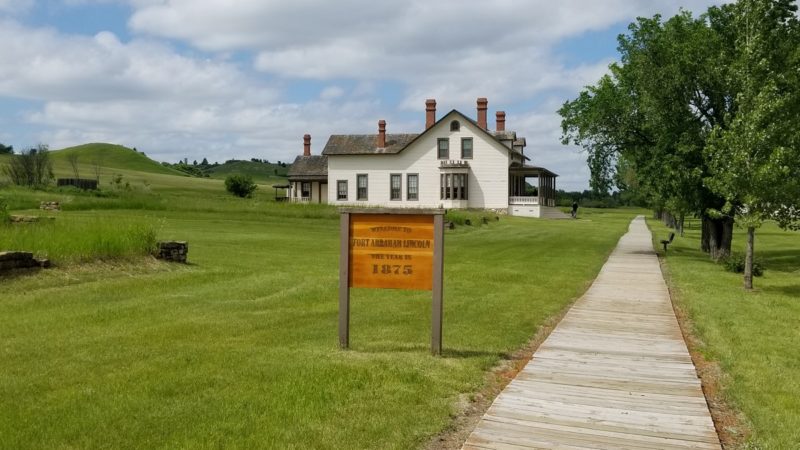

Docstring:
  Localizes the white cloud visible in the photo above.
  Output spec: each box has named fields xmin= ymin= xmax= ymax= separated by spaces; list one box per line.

xmin=0 ymin=1 xmax=726 ymax=189
xmin=319 ymin=86 xmax=345 ymax=101
xmin=0 ymin=0 xmax=33 ymax=13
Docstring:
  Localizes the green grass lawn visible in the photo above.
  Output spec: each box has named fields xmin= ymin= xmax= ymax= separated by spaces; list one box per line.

xmin=0 ymin=168 xmax=643 ymax=448
xmin=648 ymin=219 xmax=800 ymax=448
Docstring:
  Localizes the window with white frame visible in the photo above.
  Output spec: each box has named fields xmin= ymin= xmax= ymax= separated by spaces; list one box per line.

xmin=337 ymin=180 xmax=348 ymax=201
xmin=461 ymin=137 xmax=473 ymax=159
xmin=390 ymin=174 xmax=401 ymax=201
xmin=437 ymin=138 xmax=449 ymax=159
xmin=440 ymin=173 xmax=468 ymax=200
xmin=407 ymin=174 xmax=418 ymax=201
xmin=357 ymin=174 xmax=368 ymax=200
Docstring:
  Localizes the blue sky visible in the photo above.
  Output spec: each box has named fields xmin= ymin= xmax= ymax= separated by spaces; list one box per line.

xmin=0 ymin=0 xmax=723 ymax=190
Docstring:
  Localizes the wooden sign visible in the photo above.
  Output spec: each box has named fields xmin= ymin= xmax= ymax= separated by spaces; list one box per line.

xmin=339 ymin=208 xmax=445 ymax=354
xmin=349 ymin=214 xmax=434 ymax=290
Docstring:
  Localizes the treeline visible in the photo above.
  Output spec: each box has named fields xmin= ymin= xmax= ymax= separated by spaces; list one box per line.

xmin=556 ymin=189 xmax=647 ymax=209
xmin=161 ymin=158 xmax=289 ymax=178
xmin=559 ymin=0 xmax=800 ymax=289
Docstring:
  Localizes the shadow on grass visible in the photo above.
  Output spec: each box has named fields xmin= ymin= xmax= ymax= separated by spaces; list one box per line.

xmin=764 ymin=284 xmax=800 ymax=297
xmin=0 ymin=267 xmax=42 ymax=280
xmin=352 ymin=343 xmax=505 ymax=359
xmin=756 ymin=249 xmax=800 ymax=273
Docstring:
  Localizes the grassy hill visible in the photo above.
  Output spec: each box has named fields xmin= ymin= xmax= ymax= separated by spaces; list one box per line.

xmin=52 ymin=143 xmax=184 ymax=176
xmin=207 ymin=160 xmax=289 ymax=183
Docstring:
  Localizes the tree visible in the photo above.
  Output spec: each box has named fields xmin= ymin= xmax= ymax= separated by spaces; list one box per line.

xmin=0 ymin=143 xmax=13 ymax=154
xmin=2 ymin=144 xmax=54 ymax=187
xmin=224 ymin=175 xmax=257 ymax=198
xmin=560 ymin=7 xmax=739 ymax=259
xmin=201 ymin=157 xmax=209 ymax=166
xmin=705 ymin=0 xmax=800 ymax=289
xmin=67 ymin=153 xmax=80 ymax=179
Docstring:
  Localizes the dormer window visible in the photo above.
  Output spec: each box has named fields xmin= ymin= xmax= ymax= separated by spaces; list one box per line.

xmin=450 ymin=120 xmax=460 ymax=132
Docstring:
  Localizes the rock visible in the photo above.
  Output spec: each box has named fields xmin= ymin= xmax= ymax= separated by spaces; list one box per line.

xmin=39 ymin=201 xmax=61 ymax=211
xmin=156 ymin=241 xmax=188 ymax=263
xmin=10 ymin=215 xmax=40 ymax=223
xmin=0 ymin=251 xmax=39 ymax=272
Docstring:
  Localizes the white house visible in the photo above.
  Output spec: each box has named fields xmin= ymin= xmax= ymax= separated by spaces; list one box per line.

xmin=288 ymin=98 xmax=564 ymax=218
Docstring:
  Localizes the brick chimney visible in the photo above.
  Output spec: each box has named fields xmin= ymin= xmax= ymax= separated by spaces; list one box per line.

xmin=303 ymin=134 xmax=311 ymax=156
xmin=425 ymin=99 xmax=436 ymax=129
xmin=377 ymin=120 xmax=386 ymax=148
xmin=496 ymin=111 xmax=506 ymax=132
xmin=477 ymin=97 xmax=488 ymax=129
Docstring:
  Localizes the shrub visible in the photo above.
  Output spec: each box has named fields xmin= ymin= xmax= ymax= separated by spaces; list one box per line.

xmin=0 ymin=197 xmax=10 ymax=224
xmin=722 ymin=253 xmax=764 ymax=277
xmin=225 ymin=175 xmax=257 ymax=198
xmin=2 ymin=144 xmax=54 ymax=187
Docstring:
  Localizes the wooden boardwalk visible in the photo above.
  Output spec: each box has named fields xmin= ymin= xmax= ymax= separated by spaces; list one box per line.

xmin=463 ymin=216 xmax=720 ymax=450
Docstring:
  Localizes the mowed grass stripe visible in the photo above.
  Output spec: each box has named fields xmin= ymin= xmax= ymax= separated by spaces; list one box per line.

xmin=2 ymin=170 xmax=640 ymax=448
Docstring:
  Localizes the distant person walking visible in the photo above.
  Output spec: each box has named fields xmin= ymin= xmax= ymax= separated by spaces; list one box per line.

xmin=571 ymin=200 xmax=578 ymax=218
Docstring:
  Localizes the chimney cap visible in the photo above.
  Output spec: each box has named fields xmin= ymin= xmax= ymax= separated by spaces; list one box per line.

xmin=425 ymin=98 xmax=436 ymax=106
xmin=303 ymin=134 xmax=311 ymax=140
xmin=477 ymin=97 xmax=488 ymax=106
xmin=496 ymin=111 xmax=506 ymax=117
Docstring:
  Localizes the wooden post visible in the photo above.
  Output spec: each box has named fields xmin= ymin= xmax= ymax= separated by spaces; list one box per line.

xmin=339 ymin=212 xmax=351 ymax=348
xmin=432 ymin=214 xmax=444 ymax=355
xmin=339 ymin=208 xmax=444 ymax=354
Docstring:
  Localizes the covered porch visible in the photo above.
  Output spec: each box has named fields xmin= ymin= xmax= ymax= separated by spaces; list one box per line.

xmin=287 ymin=176 xmax=328 ymax=204
xmin=508 ymin=165 xmax=558 ymax=207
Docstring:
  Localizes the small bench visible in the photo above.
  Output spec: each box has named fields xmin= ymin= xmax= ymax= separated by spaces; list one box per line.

xmin=660 ymin=232 xmax=675 ymax=253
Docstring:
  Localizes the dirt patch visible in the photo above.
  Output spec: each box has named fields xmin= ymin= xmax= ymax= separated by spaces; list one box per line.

xmin=660 ymin=259 xmax=751 ymax=449
xmin=423 ymin=302 xmax=574 ymax=450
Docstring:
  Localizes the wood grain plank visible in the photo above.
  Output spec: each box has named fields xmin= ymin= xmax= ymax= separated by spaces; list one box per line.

xmin=462 ymin=217 xmax=720 ymax=449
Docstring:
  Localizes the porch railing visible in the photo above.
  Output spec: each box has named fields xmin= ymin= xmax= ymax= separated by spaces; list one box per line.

xmin=291 ymin=197 xmax=311 ymax=203
xmin=509 ymin=196 xmax=539 ymax=205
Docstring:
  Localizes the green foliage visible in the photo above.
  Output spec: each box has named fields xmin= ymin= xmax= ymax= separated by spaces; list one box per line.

xmin=705 ymin=0 xmax=800 ymax=231
xmin=559 ymin=1 xmax=800 ymax=261
xmin=0 ymin=215 xmax=157 ymax=263
xmin=207 ymin=159 xmax=289 ymax=182
xmin=224 ymin=174 xmax=257 ymax=198
xmin=0 ymin=142 xmax=13 ymax=155
xmin=445 ymin=209 xmax=497 ymax=226
xmin=0 ymin=196 xmax=9 ymax=224
xmin=166 ymin=161 xmax=210 ymax=177
xmin=722 ymin=252 xmax=764 ymax=276
xmin=2 ymin=144 xmax=54 ymax=187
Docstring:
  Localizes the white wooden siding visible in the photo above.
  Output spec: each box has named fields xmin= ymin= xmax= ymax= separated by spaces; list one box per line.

xmin=327 ymin=115 xmax=510 ymax=209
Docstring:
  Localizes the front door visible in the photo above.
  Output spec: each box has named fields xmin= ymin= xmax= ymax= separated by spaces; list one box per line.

xmin=320 ymin=183 xmax=328 ymax=204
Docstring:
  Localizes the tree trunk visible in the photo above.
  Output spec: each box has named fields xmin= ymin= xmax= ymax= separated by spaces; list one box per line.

xmin=701 ymin=215 xmax=733 ymax=260
xmin=744 ymin=227 xmax=755 ymax=290
xmin=678 ymin=213 xmax=685 ymax=237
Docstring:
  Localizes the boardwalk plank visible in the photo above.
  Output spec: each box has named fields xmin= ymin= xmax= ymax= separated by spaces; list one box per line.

xmin=463 ymin=217 xmax=720 ymax=449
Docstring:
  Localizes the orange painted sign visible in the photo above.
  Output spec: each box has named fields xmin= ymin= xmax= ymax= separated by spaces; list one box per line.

xmin=349 ymin=214 xmax=434 ymax=290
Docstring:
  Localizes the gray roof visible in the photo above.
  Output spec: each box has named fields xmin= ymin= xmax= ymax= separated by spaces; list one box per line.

xmin=493 ymin=131 xmax=517 ymax=140
xmin=322 ymin=134 xmax=419 ymax=155
xmin=321 ymin=110 xmax=529 ymax=158
xmin=287 ymin=155 xmax=328 ymax=180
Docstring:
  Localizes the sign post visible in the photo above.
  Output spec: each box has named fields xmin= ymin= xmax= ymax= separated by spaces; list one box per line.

xmin=339 ymin=208 xmax=445 ymax=355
